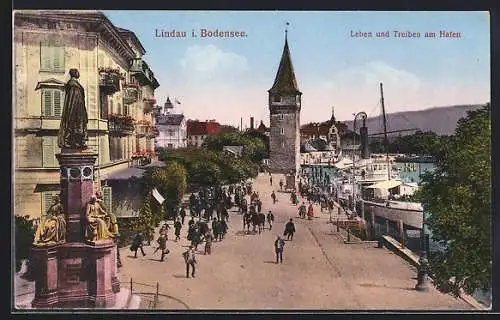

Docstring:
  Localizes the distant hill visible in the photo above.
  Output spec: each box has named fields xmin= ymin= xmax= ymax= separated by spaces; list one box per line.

xmin=342 ymin=104 xmax=485 ymax=136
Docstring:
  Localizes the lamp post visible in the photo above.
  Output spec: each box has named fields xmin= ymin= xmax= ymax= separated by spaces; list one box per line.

xmin=415 ymin=209 xmax=430 ymax=291
xmin=352 ymin=112 xmax=368 ymax=215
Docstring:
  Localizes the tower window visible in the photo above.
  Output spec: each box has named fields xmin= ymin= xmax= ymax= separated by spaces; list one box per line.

xmin=273 ymin=95 xmax=281 ymax=102
xmin=279 ymin=114 xmax=284 ymax=120
xmin=280 ymin=128 xmax=284 ymax=135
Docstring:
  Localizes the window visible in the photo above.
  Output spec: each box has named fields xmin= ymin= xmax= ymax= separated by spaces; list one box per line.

xmin=101 ymin=186 xmax=112 ymax=214
xmin=40 ymin=41 xmax=65 ymax=72
xmin=42 ymin=191 xmax=60 ymax=215
xmin=42 ymin=89 xmax=63 ymax=117
xmin=280 ymin=128 xmax=284 ymax=135
xmin=42 ymin=136 xmax=60 ymax=167
xmin=123 ymin=104 xmax=129 ymax=115
xmin=279 ymin=114 xmax=284 ymax=120
xmin=273 ymin=95 xmax=280 ymax=102
xmin=109 ymin=100 xmax=114 ymax=115
xmin=117 ymin=102 xmax=122 ymax=115
xmin=281 ymin=140 xmax=285 ymax=148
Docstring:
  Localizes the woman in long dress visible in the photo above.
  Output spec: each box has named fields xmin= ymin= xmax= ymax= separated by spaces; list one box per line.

xmin=85 ymin=196 xmax=113 ymax=242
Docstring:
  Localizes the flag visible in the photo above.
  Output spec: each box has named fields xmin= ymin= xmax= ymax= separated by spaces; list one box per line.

xmin=175 ymin=98 xmax=181 ymax=104
xmin=152 ymin=188 xmax=165 ymax=204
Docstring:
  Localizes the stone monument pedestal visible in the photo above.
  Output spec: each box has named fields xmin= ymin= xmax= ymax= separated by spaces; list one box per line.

xmin=30 ymin=149 xmax=119 ymax=308
xmin=31 ymin=240 xmax=117 ymax=308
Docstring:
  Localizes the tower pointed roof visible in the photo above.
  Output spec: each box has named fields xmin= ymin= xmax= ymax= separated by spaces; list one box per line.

xmin=268 ymin=32 xmax=301 ymax=95
xmin=164 ymin=97 xmax=174 ymax=109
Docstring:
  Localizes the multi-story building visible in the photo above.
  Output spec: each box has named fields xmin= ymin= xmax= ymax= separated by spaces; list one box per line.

xmin=186 ymin=120 xmax=220 ymax=147
xmin=154 ymin=97 xmax=187 ymax=149
xmin=13 ymin=11 xmax=160 ymax=218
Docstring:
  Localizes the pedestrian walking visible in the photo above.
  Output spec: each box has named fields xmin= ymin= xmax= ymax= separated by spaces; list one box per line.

xmin=180 ymin=206 xmax=187 ymax=224
xmin=174 ymin=218 xmax=182 ymax=241
xmin=284 ymin=218 xmax=296 ymax=241
xmin=274 ymin=236 xmax=285 ymax=264
xmin=220 ymin=219 xmax=228 ymax=240
xmin=270 ymin=175 xmax=273 ymax=186
xmin=271 ymin=191 xmax=277 ymax=204
xmin=130 ymin=232 xmax=146 ymax=258
xmin=182 ymin=245 xmax=197 ymax=278
xmin=279 ymin=179 xmax=284 ymax=191
xmin=258 ymin=211 xmax=266 ymax=234
xmin=307 ymin=203 xmax=315 ymax=220
xmin=299 ymin=202 xmax=307 ymax=219
xmin=266 ymin=211 xmax=274 ymax=230
xmin=204 ymin=230 xmax=213 ymax=255
xmin=153 ymin=233 xmax=169 ymax=261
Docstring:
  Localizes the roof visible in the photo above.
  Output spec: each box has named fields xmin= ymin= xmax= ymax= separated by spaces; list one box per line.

xmin=156 ymin=114 xmax=184 ymax=126
xmin=301 ymin=121 xmax=348 ymax=136
xmin=257 ymin=121 xmax=267 ymax=133
xmin=187 ymin=120 xmax=220 ymax=136
xmin=364 ymin=180 xmax=402 ymax=190
xmin=117 ymin=27 xmax=146 ymax=56
xmin=164 ymin=97 xmax=174 ymax=109
xmin=268 ymin=36 xmax=301 ymax=94
xmin=101 ymin=167 xmax=145 ymax=180
xmin=223 ymin=146 xmax=244 ymax=155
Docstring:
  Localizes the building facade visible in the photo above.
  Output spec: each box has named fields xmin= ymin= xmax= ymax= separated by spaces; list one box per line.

xmin=186 ymin=120 xmax=219 ymax=147
xmin=268 ymin=33 xmax=301 ymax=175
xmin=13 ymin=11 xmax=159 ymax=218
xmin=155 ymin=98 xmax=187 ymax=149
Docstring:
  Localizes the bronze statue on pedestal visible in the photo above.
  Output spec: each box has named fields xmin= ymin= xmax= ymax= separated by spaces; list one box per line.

xmin=33 ymin=195 xmax=67 ymax=246
xmin=58 ymin=68 xmax=88 ymax=149
xmin=85 ymin=196 xmax=114 ymax=242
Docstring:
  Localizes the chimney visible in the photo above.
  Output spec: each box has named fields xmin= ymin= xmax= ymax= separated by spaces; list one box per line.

xmin=250 ymin=117 xmax=254 ymax=130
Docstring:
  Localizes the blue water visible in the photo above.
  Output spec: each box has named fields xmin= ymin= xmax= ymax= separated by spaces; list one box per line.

xmin=393 ymin=162 xmax=436 ymax=185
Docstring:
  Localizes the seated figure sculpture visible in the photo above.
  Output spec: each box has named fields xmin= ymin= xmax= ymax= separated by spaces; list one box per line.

xmin=85 ymin=195 xmax=113 ymax=242
xmin=95 ymin=191 xmax=119 ymax=237
xmin=33 ymin=195 xmax=66 ymax=246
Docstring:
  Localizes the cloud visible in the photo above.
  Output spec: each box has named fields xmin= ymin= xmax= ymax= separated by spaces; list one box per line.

xmin=179 ymin=44 xmax=248 ymax=81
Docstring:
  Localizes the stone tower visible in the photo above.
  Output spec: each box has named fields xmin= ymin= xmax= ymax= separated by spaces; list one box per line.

xmin=268 ymin=30 xmax=302 ymax=176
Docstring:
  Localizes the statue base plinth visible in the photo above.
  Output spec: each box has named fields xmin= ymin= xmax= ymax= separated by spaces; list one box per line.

xmin=31 ymin=240 xmax=118 ymax=309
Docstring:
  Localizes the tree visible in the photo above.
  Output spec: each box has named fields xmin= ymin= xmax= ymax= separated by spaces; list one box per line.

xmin=420 ymin=103 xmax=491 ymax=297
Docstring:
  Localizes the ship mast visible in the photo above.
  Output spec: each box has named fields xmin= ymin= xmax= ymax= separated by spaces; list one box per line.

xmin=380 ymin=83 xmax=391 ymax=181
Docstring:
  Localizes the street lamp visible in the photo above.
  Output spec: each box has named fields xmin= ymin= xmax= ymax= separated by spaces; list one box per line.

xmin=352 ymin=112 xmax=367 ymax=215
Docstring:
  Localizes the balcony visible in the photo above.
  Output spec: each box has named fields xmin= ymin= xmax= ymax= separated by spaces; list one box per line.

xmin=123 ymin=84 xmax=139 ymax=104
xmin=143 ymin=98 xmax=156 ymax=113
xmin=108 ymin=114 xmax=135 ymax=136
xmin=129 ymin=58 xmax=160 ymax=89
xmin=146 ymin=126 xmax=160 ymax=138
xmin=99 ymin=67 xmax=122 ymax=95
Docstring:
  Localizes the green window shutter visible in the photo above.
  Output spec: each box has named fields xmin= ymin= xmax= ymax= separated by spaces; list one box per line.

xmin=53 ymin=46 xmax=64 ymax=71
xmin=53 ymin=90 xmax=62 ymax=117
xmin=52 ymin=136 xmax=60 ymax=165
xmin=42 ymin=137 xmax=53 ymax=167
xmin=40 ymin=42 xmax=51 ymax=70
xmin=102 ymin=186 xmax=112 ymax=214
xmin=42 ymin=90 xmax=53 ymax=117
xmin=43 ymin=191 xmax=57 ymax=214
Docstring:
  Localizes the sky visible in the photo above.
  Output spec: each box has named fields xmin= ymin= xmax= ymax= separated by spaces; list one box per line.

xmin=104 ymin=11 xmax=490 ymax=128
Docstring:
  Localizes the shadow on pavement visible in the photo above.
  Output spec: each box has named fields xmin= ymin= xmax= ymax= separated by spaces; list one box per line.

xmin=263 ymin=260 xmax=277 ymax=264
xmin=358 ymin=283 xmax=415 ymax=291
xmin=172 ymin=274 xmax=188 ymax=278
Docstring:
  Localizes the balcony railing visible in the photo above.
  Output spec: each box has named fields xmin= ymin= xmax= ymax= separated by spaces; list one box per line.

xmin=130 ymin=59 xmax=160 ymax=89
xmin=143 ymin=98 xmax=156 ymax=113
xmin=123 ymin=84 xmax=139 ymax=104
xmin=108 ymin=114 xmax=135 ymax=136
xmin=99 ymin=71 xmax=121 ymax=95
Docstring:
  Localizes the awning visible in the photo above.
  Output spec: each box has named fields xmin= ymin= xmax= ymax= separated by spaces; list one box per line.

xmin=364 ymin=180 xmax=402 ymax=190
xmin=34 ymin=184 xmax=60 ymax=192
xmin=100 ymin=167 xmax=145 ymax=180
